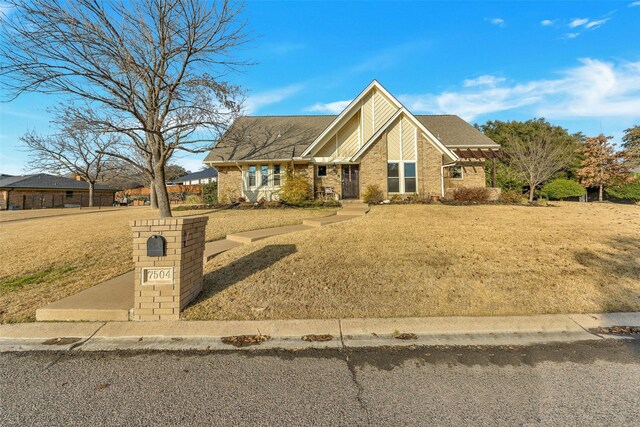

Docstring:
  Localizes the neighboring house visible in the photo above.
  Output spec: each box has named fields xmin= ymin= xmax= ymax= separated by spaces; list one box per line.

xmin=0 ymin=173 xmax=118 ymax=210
xmin=205 ymin=80 xmax=502 ymax=203
xmin=169 ymin=167 xmax=218 ymax=185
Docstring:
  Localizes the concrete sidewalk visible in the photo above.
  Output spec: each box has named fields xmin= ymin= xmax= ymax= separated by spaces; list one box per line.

xmin=2 ymin=312 xmax=638 ymax=352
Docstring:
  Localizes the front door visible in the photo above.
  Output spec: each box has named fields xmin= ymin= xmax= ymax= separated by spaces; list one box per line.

xmin=341 ymin=165 xmax=359 ymax=199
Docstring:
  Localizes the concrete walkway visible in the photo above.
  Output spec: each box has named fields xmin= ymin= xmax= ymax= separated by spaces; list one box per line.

xmin=36 ymin=203 xmax=369 ymax=322
xmin=3 ymin=312 xmax=639 ymax=352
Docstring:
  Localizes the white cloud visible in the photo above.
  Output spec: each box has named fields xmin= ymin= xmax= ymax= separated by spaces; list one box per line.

xmin=564 ymin=17 xmax=611 ymax=39
xmin=489 ymin=18 xmax=505 ymax=26
xmin=569 ymin=18 xmax=589 ymax=28
xmin=243 ymin=84 xmax=305 ymax=114
xmin=305 ymin=100 xmax=351 ymax=114
xmin=584 ymin=18 xmax=610 ymax=29
xmin=463 ymin=75 xmax=506 ymax=88
xmin=629 ymin=1 xmax=640 ymax=7
xmin=397 ymin=59 xmax=640 ymax=122
xmin=541 ymin=19 xmax=555 ymax=26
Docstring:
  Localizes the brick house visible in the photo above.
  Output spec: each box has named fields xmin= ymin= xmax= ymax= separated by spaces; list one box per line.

xmin=204 ymin=81 xmax=502 ymax=203
xmin=0 ymin=173 xmax=117 ymax=210
xmin=169 ymin=167 xmax=218 ymax=185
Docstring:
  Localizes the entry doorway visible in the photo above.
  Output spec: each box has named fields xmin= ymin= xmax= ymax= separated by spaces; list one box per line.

xmin=341 ymin=165 xmax=359 ymax=199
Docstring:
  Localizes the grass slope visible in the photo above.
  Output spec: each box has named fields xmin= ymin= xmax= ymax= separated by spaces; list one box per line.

xmin=182 ymin=203 xmax=640 ymax=320
xmin=0 ymin=206 xmax=335 ymax=323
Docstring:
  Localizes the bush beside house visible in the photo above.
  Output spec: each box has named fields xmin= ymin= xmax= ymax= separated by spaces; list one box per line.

xmin=451 ymin=187 xmax=490 ymax=203
xmin=279 ymin=168 xmax=312 ymax=206
xmin=362 ymin=184 xmax=384 ymax=204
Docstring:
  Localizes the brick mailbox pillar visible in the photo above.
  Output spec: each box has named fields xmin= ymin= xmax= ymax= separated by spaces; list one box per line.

xmin=130 ymin=216 xmax=209 ymax=321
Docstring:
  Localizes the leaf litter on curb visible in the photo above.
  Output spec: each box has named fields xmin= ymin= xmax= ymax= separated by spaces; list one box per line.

xmin=301 ymin=334 xmax=333 ymax=342
xmin=221 ymin=334 xmax=270 ymax=347
xmin=594 ymin=326 xmax=640 ymax=335
xmin=392 ymin=331 xmax=418 ymax=340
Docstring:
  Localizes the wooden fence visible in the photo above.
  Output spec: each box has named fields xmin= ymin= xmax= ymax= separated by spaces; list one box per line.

xmin=117 ymin=185 xmax=204 ymax=205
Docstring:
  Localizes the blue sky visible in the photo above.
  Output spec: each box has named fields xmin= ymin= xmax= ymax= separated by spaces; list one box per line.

xmin=1 ymin=0 xmax=640 ymax=174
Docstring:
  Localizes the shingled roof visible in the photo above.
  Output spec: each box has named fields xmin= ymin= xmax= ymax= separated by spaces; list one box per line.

xmin=172 ymin=167 xmax=218 ymax=184
xmin=205 ymin=116 xmax=335 ymax=163
xmin=205 ymin=114 xmax=498 ymax=163
xmin=0 ymin=173 xmax=118 ymax=191
xmin=414 ymin=115 xmax=499 ymax=148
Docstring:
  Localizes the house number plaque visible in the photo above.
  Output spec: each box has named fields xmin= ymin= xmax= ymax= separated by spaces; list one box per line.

xmin=141 ymin=267 xmax=174 ymax=285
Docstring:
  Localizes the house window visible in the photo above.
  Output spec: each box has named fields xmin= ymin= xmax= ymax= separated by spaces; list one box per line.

xmin=317 ymin=165 xmax=327 ymax=177
xmin=273 ymin=165 xmax=281 ymax=186
xmin=450 ymin=165 xmax=463 ymax=179
xmin=66 ymin=191 xmax=73 ymax=199
xmin=248 ymin=165 xmax=256 ymax=187
xmin=260 ymin=165 xmax=269 ymax=186
xmin=387 ymin=163 xmax=400 ymax=193
xmin=404 ymin=162 xmax=416 ymax=193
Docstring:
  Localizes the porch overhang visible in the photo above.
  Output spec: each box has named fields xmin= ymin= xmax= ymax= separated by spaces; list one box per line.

xmin=452 ymin=148 xmax=507 ymax=160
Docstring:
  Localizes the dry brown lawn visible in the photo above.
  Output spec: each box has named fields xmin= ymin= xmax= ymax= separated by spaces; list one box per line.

xmin=183 ymin=202 xmax=640 ymax=320
xmin=0 ymin=206 xmax=127 ymax=223
xmin=0 ymin=206 xmax=336 ymax=323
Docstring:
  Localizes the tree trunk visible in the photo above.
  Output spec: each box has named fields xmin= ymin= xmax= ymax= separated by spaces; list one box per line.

xmin=153 ymin=167 xmax=172 ymax=218
xmin=529 ymin=181 xmax=535 ymax=203
xmin=599 ymin=184 xmax=603 ymax=202
xmin=88 ymin=181 xmax=94 ymax=207
xmin=150 ymin=181 xmax=158 ymax=209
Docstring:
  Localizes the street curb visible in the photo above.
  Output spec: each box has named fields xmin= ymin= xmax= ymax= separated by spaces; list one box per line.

xmin=1 ymin=312 xmax=638 ymax=352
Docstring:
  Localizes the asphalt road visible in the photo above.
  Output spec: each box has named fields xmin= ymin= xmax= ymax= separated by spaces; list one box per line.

xmin=1 ymin=339 xmax=639 ymax=426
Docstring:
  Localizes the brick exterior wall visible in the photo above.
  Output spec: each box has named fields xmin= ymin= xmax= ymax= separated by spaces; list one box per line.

xmin=1 ymin=189 xmax=115 ymax=210
xmin=359 ymin=133 xmax=388 ymax=196
xmin=314 ymin=164 xmax=342 ymax=199
xmin=359 ymin=131 xmax=445 ymax=199
xmin=131 ymin=216 xmax=208 ymax=321
xmin=444 ymin=161 xmax=487 ymax=189
xmin=212 ymin=154 xmax=490 ymax=203
xmin=418 ymin=135 xmax=445 ymax=197
xmin=216 ymin=166 xmax=243 ymax=204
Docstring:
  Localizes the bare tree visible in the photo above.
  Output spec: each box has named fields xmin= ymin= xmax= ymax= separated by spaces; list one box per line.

xmin=21 ymin=112 xmax=120 ymax=206
xmin=505 ymin=133 xmax=576 ymax=202
xmin=1 ymin=0 xmax=247 ymax=217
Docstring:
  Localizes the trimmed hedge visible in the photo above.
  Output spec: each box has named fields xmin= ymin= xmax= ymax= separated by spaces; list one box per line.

xmin=540 ymin=179 xmax=585 ymax=200
xmin=606 ymin=179 xmax=640 ymax=201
